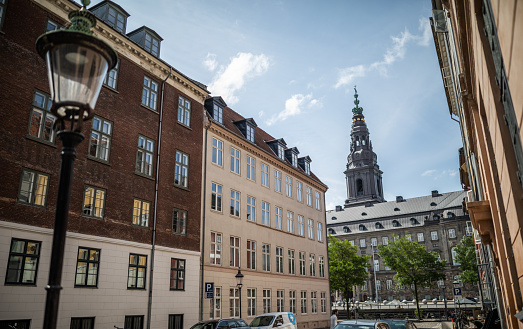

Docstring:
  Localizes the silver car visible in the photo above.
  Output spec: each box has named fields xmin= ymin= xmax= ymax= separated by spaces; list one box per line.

xmin=334 ymin=320 xmax=391 ymax=329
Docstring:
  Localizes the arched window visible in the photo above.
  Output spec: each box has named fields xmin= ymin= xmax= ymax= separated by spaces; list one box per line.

xmin=362 ymin=139 xmax=366 ymax=145
xmin=359 ymin=224 xmax=366 ymax=231
xmin=392 ymin=220 xmax=401 ymax=227
xmin=447 ymin=212 xmax=455 ymax=218
xmin=356 ymin=179 xmax=363 ymax=196
xmin=375 ymin=222 xmax=383 ymax=229
xmin=343 ymin=226 xmax=350 ymax=233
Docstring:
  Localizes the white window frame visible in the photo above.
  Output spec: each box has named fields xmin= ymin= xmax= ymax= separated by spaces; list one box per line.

xmin=247 ymin=288 xmax=256 ymax=317
xmin=275 ymin=207 xmax=282 ymax=230
xmin=262 ymin=243 xmax=271 ymax=272
xmin=287 ymin=211 xmax=294 ymax=234
xmin=276 ymin=247 xmax=284 ymax=274
xmin=449 ymin=228 xmax=456 ymax=238
xmin=285 ymin=176 xmax=293 ymax=197
xmin=210 ymin=286 xmax=221 ymax=319
xmin=247 ymin=240 xmax=256 ymax=270
xmin=136 ymin=135 xmax=154 ymax=176
xmin=320 ymin=292 xmax=326 ymax=313
xmin=277 ymin=290 xmax=285 ymax=312
xmin=230 ymin=147 xmax=240 ymax=174
xmin=230 ymin=236 xmax=240 ymax=268
xmin=230 ymin=190 xmax=240 ymax=217
xmin=382 ymin=236 xmax=389 ymax=245
xmin=211 ymin=183 xmax=222 ymax=212
xmin=178 ymin=96 xmax=191 ymax=127
xmin=212 ymin=138 xmax=223 ymax=166
xmin=307 ymin=219 xmax=314 ymax=239
xmin=317 ymin=222 xmax=323 ymax=242
xmin=296 ymin=181 xmax=303 ymax=202
xmin=262 ymin=201 xmax=270 ymax=226
xmin=311 ymin=291 xmax=317 ymax=314
xmin=417 ymin=232 xmax=424 ymax=242
xmin=306 ymin=187 xmax=312 ymax=206
xmin=132 ymin=199 xmax=150 ymax=228
xmin=360 ymin=239 xmax=366 ymax=248
xmin=298 ymin=216 xmax=305 ymax=236
xmin=142 ymin=76 xmax=158 ymax=110
xmin=263 ymin=289 xmax=272 ymax=313
xmin=309 ymin=254 xmax=316 ymax=277
xmin=289 ymin=291 xmax=296 ymax=314
xmin=299 ymin=251 xmax=306 ymax=276
xmin=315 ymin=191 xmax=321 ymax=210
xmin=247 ymin=155 xmax=255 ymax=181
xmin=261 ymin=163 xmax=269 ymax=187
xmin=210 ymin=232 xmax=222 ymax=265
xmin=319 ymin=256 xmax=325 ymax=278
xmin=300 ymin=291 xmax=307 ymax=314
xmin=144 ymin=31 xmax=160 ymax=56
xmin=288 ymin=249 xmax=295 ymax=275
xmin=247 ymin=196 xmax=256 ymax=222
xmin=104 ymin=59 xmax=119 ymax=89
xmin=274 ymin=170 xmax=282 ymax=192
xmin=174 ymin=150 xmax=189 ymax=188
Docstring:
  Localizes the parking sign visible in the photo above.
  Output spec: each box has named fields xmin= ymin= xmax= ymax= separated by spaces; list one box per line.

xmin=205 ymin=282 xmax=214 ymax=299
xmin=453 ymin=287 xmax=462 ymax=296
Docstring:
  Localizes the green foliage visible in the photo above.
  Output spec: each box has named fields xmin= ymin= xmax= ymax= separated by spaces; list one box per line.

xmin=378 ymin=234 xmax=446 ymax=319
xmin=328 ymin=236 xmax=370 ymax=305
xmin=454 ymin=235 xmax=479 ymax=284
xmin=414 ymin=309 xmax=423 ymax=319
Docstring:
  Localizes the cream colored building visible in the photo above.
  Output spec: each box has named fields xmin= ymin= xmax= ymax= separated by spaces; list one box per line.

xmin=200 ymin=97 xmax=330 ymax=329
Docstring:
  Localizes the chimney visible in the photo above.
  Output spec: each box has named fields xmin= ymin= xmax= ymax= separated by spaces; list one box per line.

xmin=396 ymin=196 xmax=404 ymax=202
xmin=432 ymin=190 xmax=439 ymax=197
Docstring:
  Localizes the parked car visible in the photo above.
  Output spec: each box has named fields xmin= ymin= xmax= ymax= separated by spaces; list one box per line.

xmin=334 ymin=320 xmax=391 ymax=329
xmin=190 ymin=318 xmax=250 ymax=329
xmin=382 ymin=320 xmax=417 ymax=329
xmin=249 ymin=312 xmax=296 ymax=329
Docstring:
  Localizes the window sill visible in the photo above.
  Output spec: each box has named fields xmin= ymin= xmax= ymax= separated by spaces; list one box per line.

xmin=127 ymin=287 xmax=146 ymax=290
xmin=81 ymin=215 xmax=105 ymax=220
xmin=4 ymin=282 xmax=37 ymax=286
xmin=87 ymin=156 xmax=112 ymax=166
xmin=74 ymin=285 xmax=98 ymax=288
xmin=174 ymin=184 xmax=190 ymax=192
xmin=177 ymin=122 xmax=192 ymax=131
xmin=132 ymin=224 xmax=151 ymax=230
xmin=102 ymin=84 xmax=119 ymax=93
xmin=210 ymin=209 xmax=223 ymax=214
xmin=25 ymin=135 xmax=57 ymax=148
xmin=134 ymin=172 xmax=155 ymax=181
xmin=140 ymin=103 xmax=159 ymax=114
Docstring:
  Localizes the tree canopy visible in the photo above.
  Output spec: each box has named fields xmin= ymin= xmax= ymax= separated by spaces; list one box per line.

xmin=328 ymin=236 xmax=370 ymax=307
xmin=454 ymin=235 xmax=479 ymax=284
xmin=378 ymin=234 xmax=446 ymax=319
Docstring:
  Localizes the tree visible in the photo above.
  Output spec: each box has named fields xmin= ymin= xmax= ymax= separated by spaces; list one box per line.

xmin=454 ymin=235 xmax=479 ymax=284
xmin=378 ymin=235 xmax=446 ymax=320
xmin=328 ymin=236 xmax=370 ymax=310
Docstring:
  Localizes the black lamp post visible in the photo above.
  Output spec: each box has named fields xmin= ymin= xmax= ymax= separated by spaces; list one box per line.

xmin=442 ymin=284 xmax=448 ymax=320
xmin=453 ymin=279 xmax=462 ymax=329
xmin=35 ymin=1 xmax=117 ymax=329
xmin=235 ymin=268 xmax=244 ymax=318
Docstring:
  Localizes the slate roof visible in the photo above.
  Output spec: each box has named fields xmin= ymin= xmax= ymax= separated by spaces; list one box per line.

xmin=327 ymin=190 xmax=467 ymax=224
xmin=208 ymin=102 xmax=327 ymax=189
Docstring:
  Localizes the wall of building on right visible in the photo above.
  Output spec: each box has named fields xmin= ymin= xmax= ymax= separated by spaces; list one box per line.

xmin=430 ymin=1 xmax=523 ymax=328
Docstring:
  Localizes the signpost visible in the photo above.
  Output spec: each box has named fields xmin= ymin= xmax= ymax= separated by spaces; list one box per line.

xmin=205 ymin=282 xmax=214 ymax=299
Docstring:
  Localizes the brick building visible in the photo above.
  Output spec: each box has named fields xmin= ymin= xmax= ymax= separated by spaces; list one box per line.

xmin=0 ymin=1 xmax=208 ymax=329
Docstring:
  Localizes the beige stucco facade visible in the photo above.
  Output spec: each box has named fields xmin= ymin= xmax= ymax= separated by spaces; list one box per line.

xmin=431 ymin=1 xmax=523 ymax=328
xmin=201 ymin=119 xmax=330 ymax=329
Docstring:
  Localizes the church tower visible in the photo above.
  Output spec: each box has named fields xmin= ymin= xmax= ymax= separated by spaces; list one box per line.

xmin=344 ymin=87 xmax=385 ymax=208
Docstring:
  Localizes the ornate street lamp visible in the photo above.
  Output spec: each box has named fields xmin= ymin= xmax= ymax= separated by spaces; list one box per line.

xmin=35 ymin=1 xmax=117 ymax=329
xmin=453 ymin=279 xmax=462 ymax=329
xmin=235 ymin=268 xmax=244 ymax=318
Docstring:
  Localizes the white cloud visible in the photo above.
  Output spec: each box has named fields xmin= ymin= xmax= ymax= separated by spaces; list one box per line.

xmin=203 ymin=53 xmax=218 ymax=71
xmin=422 ymin=169 xmax=437 ymax=176
xmin=266 ymin=93 xmax=320 ymax=126
xmin=422 ymin=169 xmax=459 ymax=179
xmin=208 ymin=52 xmax=270 ymax=105
xmin=258 ymin=110 xmax=265 ymax=118
xmin=335 ymin=19 xmax=431 ymax=89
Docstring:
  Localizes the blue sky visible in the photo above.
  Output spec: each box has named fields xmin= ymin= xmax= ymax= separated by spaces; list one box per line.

xmin=99 ymin=0 xmax=464 ymax=209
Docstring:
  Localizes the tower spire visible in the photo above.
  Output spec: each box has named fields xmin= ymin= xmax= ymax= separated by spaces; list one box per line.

xmin=352 ymin=86 xmax=363 ymax=115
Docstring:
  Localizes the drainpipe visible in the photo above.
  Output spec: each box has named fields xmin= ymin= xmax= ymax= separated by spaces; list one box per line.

xmin=147 ymin=66 xmax=172 ymax=329
xmin=200 ymin=114 xmax=212 ymax=321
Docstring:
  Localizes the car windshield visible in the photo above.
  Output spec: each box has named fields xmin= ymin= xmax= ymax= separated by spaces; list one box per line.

xmin=191 ymin=322 xmax=217 ymax=329
xmin=250 ymin=316 xmax=274 ymax=327
xmin=335 ymin=325 xmax=374 ymax=329
xmin=385 ymin=322 xmax=406 ymax=329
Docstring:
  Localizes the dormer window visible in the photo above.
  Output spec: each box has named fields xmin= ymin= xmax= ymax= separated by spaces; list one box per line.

xmin=285 ymin=147 xmax=299 ymax=167
xmin=127 ymin=26 xmax=163 ymax=57
xmin=375 ymin=222 xmax=384 ymax=229
xmin=278 ymin=145 xmax=284 ymax=160
xmin=90 ymin=1 xmax=130 ymax=34
xmin=359 ymin=224 xmax=366 ymax=231
xmin=392 ymin=220 xmax=401 ymax=227
xmin=304 ymin=162 xmax=310 ymax=174
xmin=234 ymin=118 xmax=257 ymax=143
xmin=292 ymin=153 xmax=297 ymax=167
xmin=328 ymin=228 xmax=335 ymax=235
xmin=204 ymin=97 xmax=227 ymax=126
xmin=145 ymin=32 xmax=160 ymax=56
xmin=246 ymin=125 xmax=254 ymax=142
xmin=343 ymin=226 xmax=351 ymax=233
xmin=299 ymin=156 xmax=311 ymax=175
xmin=213 ymin=104 xmax=223 ymax=123
xmin=410 ymin=218 xmax=419 ymax=225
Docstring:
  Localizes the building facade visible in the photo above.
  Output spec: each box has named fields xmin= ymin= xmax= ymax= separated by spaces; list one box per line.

xmin=0 ymin=1 xmax=208 ymax=329
xmin=327 ymin=89 xmax=477 ymax=302
xmin=430 ymin=1 xmax=523 ymax=328
xmin=201 ymin=97 xmax=330 ymax=329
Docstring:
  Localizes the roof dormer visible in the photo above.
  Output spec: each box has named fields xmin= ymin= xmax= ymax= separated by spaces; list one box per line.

xmin=285 ymin=147 xmax=300 ymax=168
xmin=127 ymin=26 xmax=163 ymax=57
xmin=204 ymin=96 xmax=227 ymax=125
xmin=233 ymin=118 xmax=257 ymax=143
xmin=90 ymin=0 xmax=130 ymax=34
xmin=298 ymin=156 xmax=312 ymax=175
xmin=266 ymin=139 xmax=287 ymax=161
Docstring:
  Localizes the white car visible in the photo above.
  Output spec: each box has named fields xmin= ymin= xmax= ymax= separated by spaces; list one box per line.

xmin=249 ymin=312 xmax=296 ymax=329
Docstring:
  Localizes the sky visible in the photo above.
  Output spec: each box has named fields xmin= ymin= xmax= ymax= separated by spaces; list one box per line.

xmin=95 ymin=0 xmax=464 ymax=210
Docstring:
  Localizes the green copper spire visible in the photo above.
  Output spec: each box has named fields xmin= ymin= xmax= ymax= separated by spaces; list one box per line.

xmin=352 ymin=86 xmax=363 ymax=115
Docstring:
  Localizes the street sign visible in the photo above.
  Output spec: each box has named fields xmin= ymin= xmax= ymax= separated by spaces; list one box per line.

xmin=205 ymin=282 xmax=214 ymax=299
xmin=453 ymin=287 xmax=462 ymax=296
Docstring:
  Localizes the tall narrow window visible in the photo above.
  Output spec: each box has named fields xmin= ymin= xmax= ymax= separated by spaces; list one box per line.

xmin=356 ymin=179 xmax=363 ymax=196
xmin=371 ymin=238 xmax=377 ymax=246
xmin=289 ymin=291 xmax=296 ymax=314
xmin=230 ymin=190 xmax=240 ymax=217
xmin=170 ymin=258 xmax=185 ymax=290
xmin=298 ymin=216 xmax=304 ymax=236
xmin=247 ymin=240 xmax=256 ymax=270
xmin=274 ymin=170 xmax=282 ymax=192
xmin=229 ymin=288 xmax=239 ymax=317
xmin=296 ymin=181 xmax=303 ymax=202
xmin=449 ymin=228 xmax=456 ymax=238
xmin=82 ymin=186 xmax=106 ymax=219
xmin=142 ymin=76 xmax=158 ymax=110
xmin=125 ymin=316 xmax=143 ymax=329
xmin=107 ymin=6 xmax=125 ymax=32
xmin=288 ymin=249 xmax=295 ymax=275
xmin=230 ymin=147 xmax=240 ymax=174
xmin=75 ymin=247 xmax=100 ymax=287
xmin=374 ymin=259 xmax=379 ymax=271
xmin=317 ymin=222 xmax=323 ymax=242
xmin=168 ymin=315 xmax=183 ymax=329
xmin=71 ymin=318 xmax=94 ymax=329
xmin=210 ymin=232 xmax=222 ymax=265
xmin=18 ymin=168 xmax=49 ymax=207
xmin=315 ymin=192 xmax=321 ymax=210
xmin=321 ymin=292 xmax=326 ymax=313
xmin=210 ymin=286 xmax=222 ymax=319
xmin=212 ymin=138 xmax=223 ymax=166
xmin=247 ymin=156 xmax=255 ymax=181
xmin=382 ymin=236 xmax=389 ymax=245
xmin=127 ymin=254 xmax=147 ymax=289
xmin=174 ymin=151 xmax=189 ymax=187
xmin=262 ymin=243 xmax=271 ymax=271
xmin=28 ymin=90 xmax=55 ymax=143
xmin=172 ymin=208 xmax=187 ymax=235
xmin=309 ymin=254 xmax=316 ymax=277
xmin=319 ymin=256 xmax=325 ymax=278
xmin=287 ymin=211 xmax=294 ymax=233
xmin=263 ymin=289 xmax=272 ymax=313
xmin=261 ymin=163 xmax=269 ymax=187
xmin=213 ymin=104 xmax=223 ymax=124
xmin=177 ymin=96 xmax=191 ymax=127
xmin=247 ymin=288 xmax=256 ymax=317
xmin=247 ymin=196 xmax=256 ymax=222
xmin=103 ymin=59 xmax=119 ymax=89
xmin=230 ymin=237 xmax=240 ymax=267
xmin=132 ymin=199 xmax=150 ymax=227
xmin=277 ymin=290 xmax=285 ymax=312
xmin=275 ymin=207 xmax=282 ymax=230
xmin=276 ymin=247 xmax=283 ymax=273
xmin=417 ymin=233 xmax=424 ymax=242
xmin=89 ymin=116 xmax=112 ymax=162
xmin=376 ymin=280 xmax=381 ymax=291
xmin=5 ymin=238 xmax=41 ymax=285
xmin=144 ymin=32 xmax=160 ymax=56
xmin=136 ymin=135 xmax=154 ymax=177
xmin=311 ymin=291 xmax=317 ymax=314
xmin=285 ymin=177 xmax=293 ymax=197
xmin=306 ymin=187 xmax=312 ymax=206
xmin=299 ymin=252 xmax=306 ymax=276
xmin=308 ymin=219 xmax=314 ymax=239
xmin=262 ymin=201 xmax=270 ymax=226
xmin=211 ymin=183 xmax=222 ymax=212
xmin=246 ymin=125 xmax=255 ymax=143
xmin=300 ymin=291 xmax=307 ymax=314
